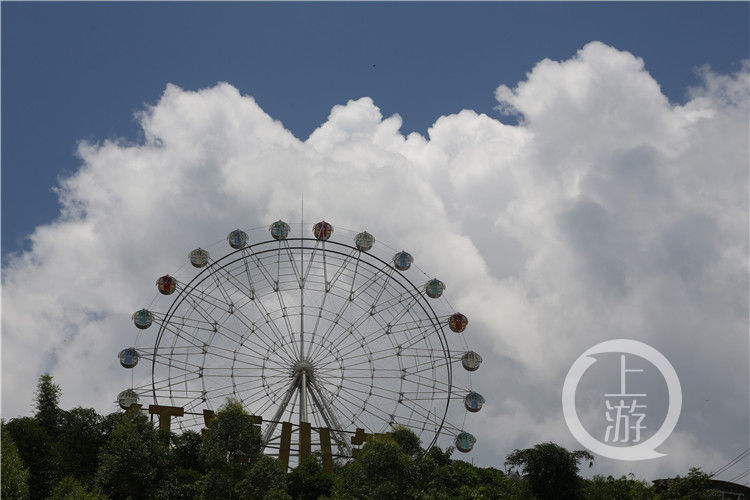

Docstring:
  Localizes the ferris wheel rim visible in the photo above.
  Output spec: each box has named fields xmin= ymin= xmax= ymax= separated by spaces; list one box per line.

xmin=150 ymin=237 xmax=453 ymax=451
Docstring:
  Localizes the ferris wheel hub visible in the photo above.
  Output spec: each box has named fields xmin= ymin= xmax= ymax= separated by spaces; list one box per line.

xmin=292 ymin=359 xmax=315 ymax=378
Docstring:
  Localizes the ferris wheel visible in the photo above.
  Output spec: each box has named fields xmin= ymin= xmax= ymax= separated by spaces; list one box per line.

xmin=119 ymin=220 xmax=484 ymax=458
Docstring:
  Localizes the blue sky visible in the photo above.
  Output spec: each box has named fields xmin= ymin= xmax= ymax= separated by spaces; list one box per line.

xmin=2 ymin=2 xmax=749 ymax=480
xmin=2 ymin=2 xmax=748 ymax=256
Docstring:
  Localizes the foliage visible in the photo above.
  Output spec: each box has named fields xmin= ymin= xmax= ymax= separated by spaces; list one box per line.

xmin=390 ymin=425 xmax=422 ymax=458
xmin=656 ymin=468 xmax=723 ymax=499
xmin=4 ymin=416 xmax=59 ymax=500
xmin=172 ymin=430 xmax=206 ymax=473
xmin=1 ymin=424 xmax=31 ymax=499
xmin=95 ymin=412 xmax=170 ymax=499
xmin=4 ymin=373 xmax=737 ymax=500
xmin=198 ymin=399 xmax=267 ymax=499
xmin=415 ymin=443 xmax=531 ymax=499
xmin=287 ymin=452 xmax=332 ymax=500
xmin=202 ymin=399 xmax=262 ymax=468
xmin=57 ymin=407 xmax=105 ymax=483
xmin=505 ymin=442 xmax=594 ymax=500
xmin=35 ymin=373 xmax=62 ymax=435
xmin=200 ymin=463 xmax=249 ymax=500
xmin=582 ymin=474 xmax=654 ymax=499
xmin=49 ymin=476 xmax=106 ymax=500
xmin=333 ymin=435 xmax=418 ymax=499
xmin=156 ymin=466 xmax=203 ymax=500
xmin=235 ymin=453 xmax=288 ymax=499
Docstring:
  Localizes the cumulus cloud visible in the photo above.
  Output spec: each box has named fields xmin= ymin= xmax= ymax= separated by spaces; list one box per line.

xmin=2 ymin=42 xmax=747 ymax=479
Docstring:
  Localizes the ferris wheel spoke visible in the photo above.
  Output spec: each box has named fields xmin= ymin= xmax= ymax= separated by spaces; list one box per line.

xmin=211 ymin=264 xmax=258 ymax=305
xmin=337 ymin=374 xmax=440 ymax=405
xmin=334 ymin=322 xmax=420 ymax=362
xmin=272 ymin=287 xmax=301 ymax=359
xmin=175 ymin=291 xmax=228 ymax=330
xmin=308 ymin=303 xmax=377 ymax=361
xmin=254 ymin=393 xmax=280 ymax=417
xmin=323 ymin=248 xmax=358 ymax=293
xmin=322 ymin=384 xmax=401 ymax=432
xmin=192 ymin=285 xmax=235 ymax=314
xmin=378 ymin=293 xmax=422 ymax=330
xmin=306 ymin=294 xmax=360 ymax=362
xmin=238 ymin=252 xmax=258 ymax=300
xmin=172 ymin=322 xmax=271 ymax=365
xmin=305 ymin=290 xmax=331 ymax=355
xmin=208 ymin=269 xmax=235 ymax=309
xmin=225 ymin=303 xmax=299 ymax=364
xmin=255 ymin=378 xmax=298 ymax=414
xmin=245 ymin=247 xmax=280 ymax=293
xmin=151 ymin=313 xmax=216 ymax=330
xmin=335 ymin=376 xmax=402 ymax=403
xmin=301 ymin=240 xmax=323 ymax=285
xmin=306 ymin=252 xmax=387 ymax=359
xmin=332 ymin=367 xmax=452 ymax=395
xmin=304 ymin=303 xmax=361 ymax=362
xmin=330 ymin=317 xmax=430 ymax=358
xmin=262 ymin=375 xmax=300 ymax=445
xmin=365 ymin=286 xmax=417 ymax=318
xmin=207 ymin=374 xmax=282 ymax=402
xmin=152 ymin=334 xmax=273 ymax=375
xmin=340 ymin=382 xmax=445 ymax=432
xmin=349 ymin=262 xmax=394 ymax=305
xmin=208 ymin=286 xmax=297 ymax=361
xmin=315 ymin=289 xmax=419 ymax=360
xmin=234 ymin=378 xmax=290 ymax=406
xmin=234 ymin=295 xmax=300 ymax=364
xmin=307 ymin=378 xmax=352 ymax=455
xmin=153 ymin=322 xmax=206 ymax=353
xmin=275 ymin=242 xmax=283 ymax=289
xmin=151 ymin=377 xmax=203 ymax=397
xmin=363 ymin=265 xmax=397 ymax=315
xmin=313 ymin=383 xmax=382 ymax=432
xmin=336 ymin=337 xmax=433 ymax=363
xmin=347 ymin=255 xmax=362 ymax=301
xmin=281 ymin=240 xmax=304 ymax=288
xmin=147 ymin=354 xmax=206 ymax=373
xmin=399 ymin=371 xmax=455 ymax=392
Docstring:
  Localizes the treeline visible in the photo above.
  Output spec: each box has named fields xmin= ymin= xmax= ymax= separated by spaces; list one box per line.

xmin=1 ymin=375 xmax=725 ymax=499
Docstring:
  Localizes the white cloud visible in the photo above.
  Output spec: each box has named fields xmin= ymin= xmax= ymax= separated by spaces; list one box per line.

xmin=2 ymin=42 xmax=747 ymax=478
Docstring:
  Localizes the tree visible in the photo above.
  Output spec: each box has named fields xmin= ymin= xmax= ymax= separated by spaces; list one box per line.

xmin=505 ymin=442 xmax=594 ymax=499
xmin=4 ymin=417 xmax=59 ymax=500
xmin=469 ymin=466 xmax=533 ymax=500
xmin=390 ymin=425 xmax=422 ymax=458
xmin=35 ymin=374 xmax=62 ymax=435
xmin=57 ymin=407 xmax=105 ymax=484
xmin=287 ymin=452 xmax=332 ymax=500
xmin=172 ymin=430 xmax=206 ymax=473
xmin=657 ymin=468 xmax=722 ymax=499
xmin=582 ymin=474 xmax=654 ymax=499
xmin=333 ymin=436 xmax=418 ymax=499
xmin=414 ymin=445 xmax=531 ymax=499
xmin=1 ymin=425 xmax=31 ymax=499
xmin=202 ymin=399 xmax=262 ymax=468
xmin=199 ymin=399 xmax=263 ymax=500
xmin=49 ymin=477 xmax=106 ymax=500
xmin=235 ymin=453 xmax=289 ymax=499
xmin=154 ymin=430 xmax=206 ymax=500
xmin=155 ymin=467 xmax=203 ymax=500
xmin=95 ymin=413 xmax=170 ymax=499
xmin=415 ymin=445 xmax=454 ymax=497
